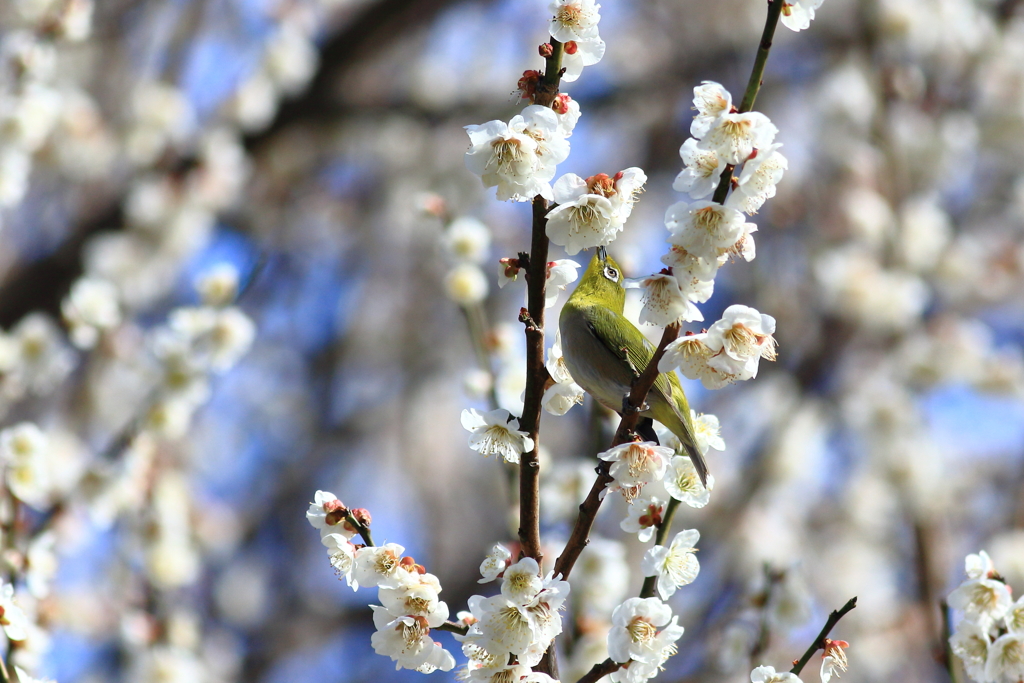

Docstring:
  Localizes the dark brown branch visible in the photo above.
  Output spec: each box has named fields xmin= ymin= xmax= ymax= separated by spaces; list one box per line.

xmin=577 ymin=658 xmax=621 ymax=683
xmin=790 ymin=597 xmax=857 ymax=675
xmin=553 ymin=323 xmax=680 ymax=581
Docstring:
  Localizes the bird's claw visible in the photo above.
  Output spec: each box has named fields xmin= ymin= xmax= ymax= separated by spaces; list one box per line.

xmin=621 ymin=394 xmax=648 ymax=414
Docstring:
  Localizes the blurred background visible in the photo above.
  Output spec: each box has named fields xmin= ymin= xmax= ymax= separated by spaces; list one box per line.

xmin=0 ymin=0 xmax=1023 ymax=681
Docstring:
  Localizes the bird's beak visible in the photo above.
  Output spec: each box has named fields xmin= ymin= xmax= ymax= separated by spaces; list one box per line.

xmin=596 ymin=246 xmax=607 ymax=262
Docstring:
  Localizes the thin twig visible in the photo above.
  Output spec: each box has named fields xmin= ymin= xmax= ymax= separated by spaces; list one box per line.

xmin=576 ymin=658 xmax=621 ymax=683
xmin=790 ymin=597 xmax=858 ymax=675
xmin=345 ymin=512 xmax=374 ymax=547
xmin=436 ymin=621 xmax=469 ymax=636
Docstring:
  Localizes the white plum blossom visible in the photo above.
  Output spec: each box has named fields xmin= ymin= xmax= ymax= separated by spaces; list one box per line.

xmin=545 ymin=259 xmax=581 ymax=308
xmin=986 ymin=632 xmax=1024 ymax=683
xmin=950 ymin=621 xmax=990 ymax=682
xmin=548 ymin=0 xmax=601 ymax=43
xmin=461 ymin=408 xmax=535 ymax=464
xmin=699 ymin=111 xmax=778 ymax=165
xmin=598 ymin=441 xmax=672 ymax=494
xmin=544 ymin=330 xmax=585 ymax=415
xmin=0 ymin=422 xmax=51 ymax=509
xmin=545 ymin=174 xmax=616 ymax=256
xmin=465 ymin=106 xmax=568 ymax=202
xmin=1006 ymin=595 xmax=1024 ymax=633
xmin=634 ymin=271 xmax=704 ymax=325
xmin=552 ymin=94 xmax=582 ymax=137
xmin=704 ymin=305 xmax=778 ymax=379
xmin=608 ymin=597 xmax=684 ymax=665
xmin=674 ymin=138 xmax=728 ymax=199
xmin=443 ymin=217 xmax=492 ymax=264
xmin=445 ymin=263 xmax=490 ymax=305
xmin=167 ymin=306 xmax=256 ymax=373
xmin=501 ymin=558 xmax=544 ymax=606
xmin=621 ymin=496 xmax=666 ymax=542
xmin=0 ymin=582 xmax=29 ymax=641
xmin=379 ymin=574 xmax=449 ymax=624
xmin=463 ymin=594 xmax=538 ymax=659
xmin=663 ymin=456 xmax=714 ymax=508
xmin=948 ymin=575 xmax=1013 ymax=629
xmin=370 ymin=608 xmax=456 ymax=672
xmin=641 ymin=529 xmax=700 ymax=600
xmin=966 ymin=551 xmax=997 ymax=580
xmin=195 ymin=263 xmax=240 ymax=307
xmin=665 ymin=200 xmax=750 ymax=262
xmin=353 ymin=544 xmax=414 ymax=589
xmin=819 ymin=640 xmax=849 ymax=683
xmin=780 ymin=0 xmax=826 ymax=32
xmin=322 ymin=533 xmax=358 ymax=589
xmin=750 ymin=665 xmax=803 ymax=683
xmin=545 ymin=170 xmax=646 ymax=255
xmin=561 ymin=36 xmax=606 ymax=82
xmin=479 ymin=544 xmax=512 ymax=583
xmin=726 ymin=143 xmax=788 ymax=215
xmin=306 ymin=490 xmax=356 ymax=540
xmin=61 ymin=276 xmax=121 ymax=348
xmin=692 ymin=411 xmax=726 ymax=455
xmin=659 ymin=333 xmax=738 ymax=389
xmin=691 ymin=81 xmax=733 ymax=139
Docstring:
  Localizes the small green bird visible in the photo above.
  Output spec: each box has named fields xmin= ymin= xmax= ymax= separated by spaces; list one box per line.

xmin=558 ymin=247 xmax=709 ymax=486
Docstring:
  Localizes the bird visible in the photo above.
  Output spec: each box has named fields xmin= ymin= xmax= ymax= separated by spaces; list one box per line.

xmin=558 ymin=247 xmax=709 ymax=486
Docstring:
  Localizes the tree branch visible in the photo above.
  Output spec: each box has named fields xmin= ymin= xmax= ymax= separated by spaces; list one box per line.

xmin=789 ymin=597 xmax=857 ymax=675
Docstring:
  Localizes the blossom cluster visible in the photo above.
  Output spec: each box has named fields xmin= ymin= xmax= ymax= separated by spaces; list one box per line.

xmin=948 ymin=551 xmax=1024 ymax=683
xmin=307 ymin=491 xmax=457 ymax=673
xmin=458 ymin=547 xmax=567 ymax=679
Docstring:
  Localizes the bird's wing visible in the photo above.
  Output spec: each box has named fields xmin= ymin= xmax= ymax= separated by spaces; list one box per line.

xmin=584 ymin=305 xmax=709 ymax=486
xmin=582 ymin=305 xmax=675 ymax=400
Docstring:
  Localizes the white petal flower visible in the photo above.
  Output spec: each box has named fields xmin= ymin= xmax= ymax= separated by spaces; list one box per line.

xmin=691 ymin=81 xmax=734 ymax=139
xmin=948 ymin=577 xmax=1013 ymax=629
xmin=370 ymin=608 xmax=455 ymax=671
xmin=353 ymin=544 xmax=414 ymax=589
xmin=465 ymin=594 xmax=537 ymax=658
xmin=545 ymin=259 xmax=581 ymax=307
xmin=626 ymin=272 xmax=703 ymax=326
xmin=379 ymin=575 xmax=449 ymax=626
xmin=479 ymin=544 xmax=512 ymax=583
xmin=1006 ymin=595 xmax=1024 ymax=634
xmin=966 ymin=551 xmax=996 ymax=580
xmin=0 ymin=583 xmax=29 ymax=641
xmin=598 ymin=441 xmax=672 ymax=493
xmin=699 ymin=112 xmax=778 ymax=165
xmin=665 ymin=200 xmax=747 ymax=262
xmin=692 ymin=411 xmax=726 ymax=454
xmin=819 ymin=640 xmax=849 ymax=683
xmin=661 ymin=245 xmax=720 ymax=284
xmin=501 ymin=557 xmax=544 ymax=606
xmin=552 ymin=95 xmax=582 ymax=137
xmin=322 ymin=533 xmax=358 ymax=589
xmin=195 ymin=263 xmax=240 ymax=307
xmin=0 ymin=423 xmax=50 ymax=509
xmin=986 ymin=632 xmax=1024 ymax=683
xmin=610 ymin=167 xmax=648 ymax=226
xmin=620 ymin=496 xmax=666 ymax=542
xmin=725 ymin=143 xmax=788 ymax=215
xmin=704 ymin=305 xmax=778 ymax=379
xmin=461 ymin=408 xmax=535 ymax=464
xmin=306 ymin=490 xmax=356 ymax=539
xmin=546 ymin=174 xmax=617 ymax=256
xmin=445 ymin=263 xmax=490 ymax=305
xmin=608 ymin=597 xmax=682 ymax=665
xmin=750 ymin=665 xmax=802 ymax=683
xmin=641 ymin=529 xmax=700 ymax=600
xmin=443 ymin=217 xmax=492 ymax=264
xmin=660 ymin=333 xmax=737 ymax=389
xmin=674 ymin=138 xmax=728 ymax=199
xmin=61 ymin=277 xmax=121 ymax=348
xmin=780 ymin=0 xmax=825 ymax=32
xmin=561 ymin=35 xmax=606 ymax=82
xmin=663 ymin=456 xmax=714 ymax=508
xmin=543 ymin=380 xmax=585 ymax=416
xmin=950 ymin=620 xmax=990 ymax=682
xmin=548 ymin=0 xmax=601 ymax=43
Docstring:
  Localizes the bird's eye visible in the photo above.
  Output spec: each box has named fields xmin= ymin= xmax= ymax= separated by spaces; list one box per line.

xmin=603 ymin=266 xmax=618 ymax=281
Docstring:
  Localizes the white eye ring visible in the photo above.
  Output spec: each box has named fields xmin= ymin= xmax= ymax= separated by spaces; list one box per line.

xmin=603 ymin=266 xmax=618 ymax=281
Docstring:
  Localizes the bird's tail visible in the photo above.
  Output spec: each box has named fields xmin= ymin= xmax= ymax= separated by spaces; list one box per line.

xmin=657 ymin=392 xmax=710 ymax=488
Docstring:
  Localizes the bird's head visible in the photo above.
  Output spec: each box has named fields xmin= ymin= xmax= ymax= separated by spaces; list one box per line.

xmin=568 ymin=246 xmax=626 ymax=313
